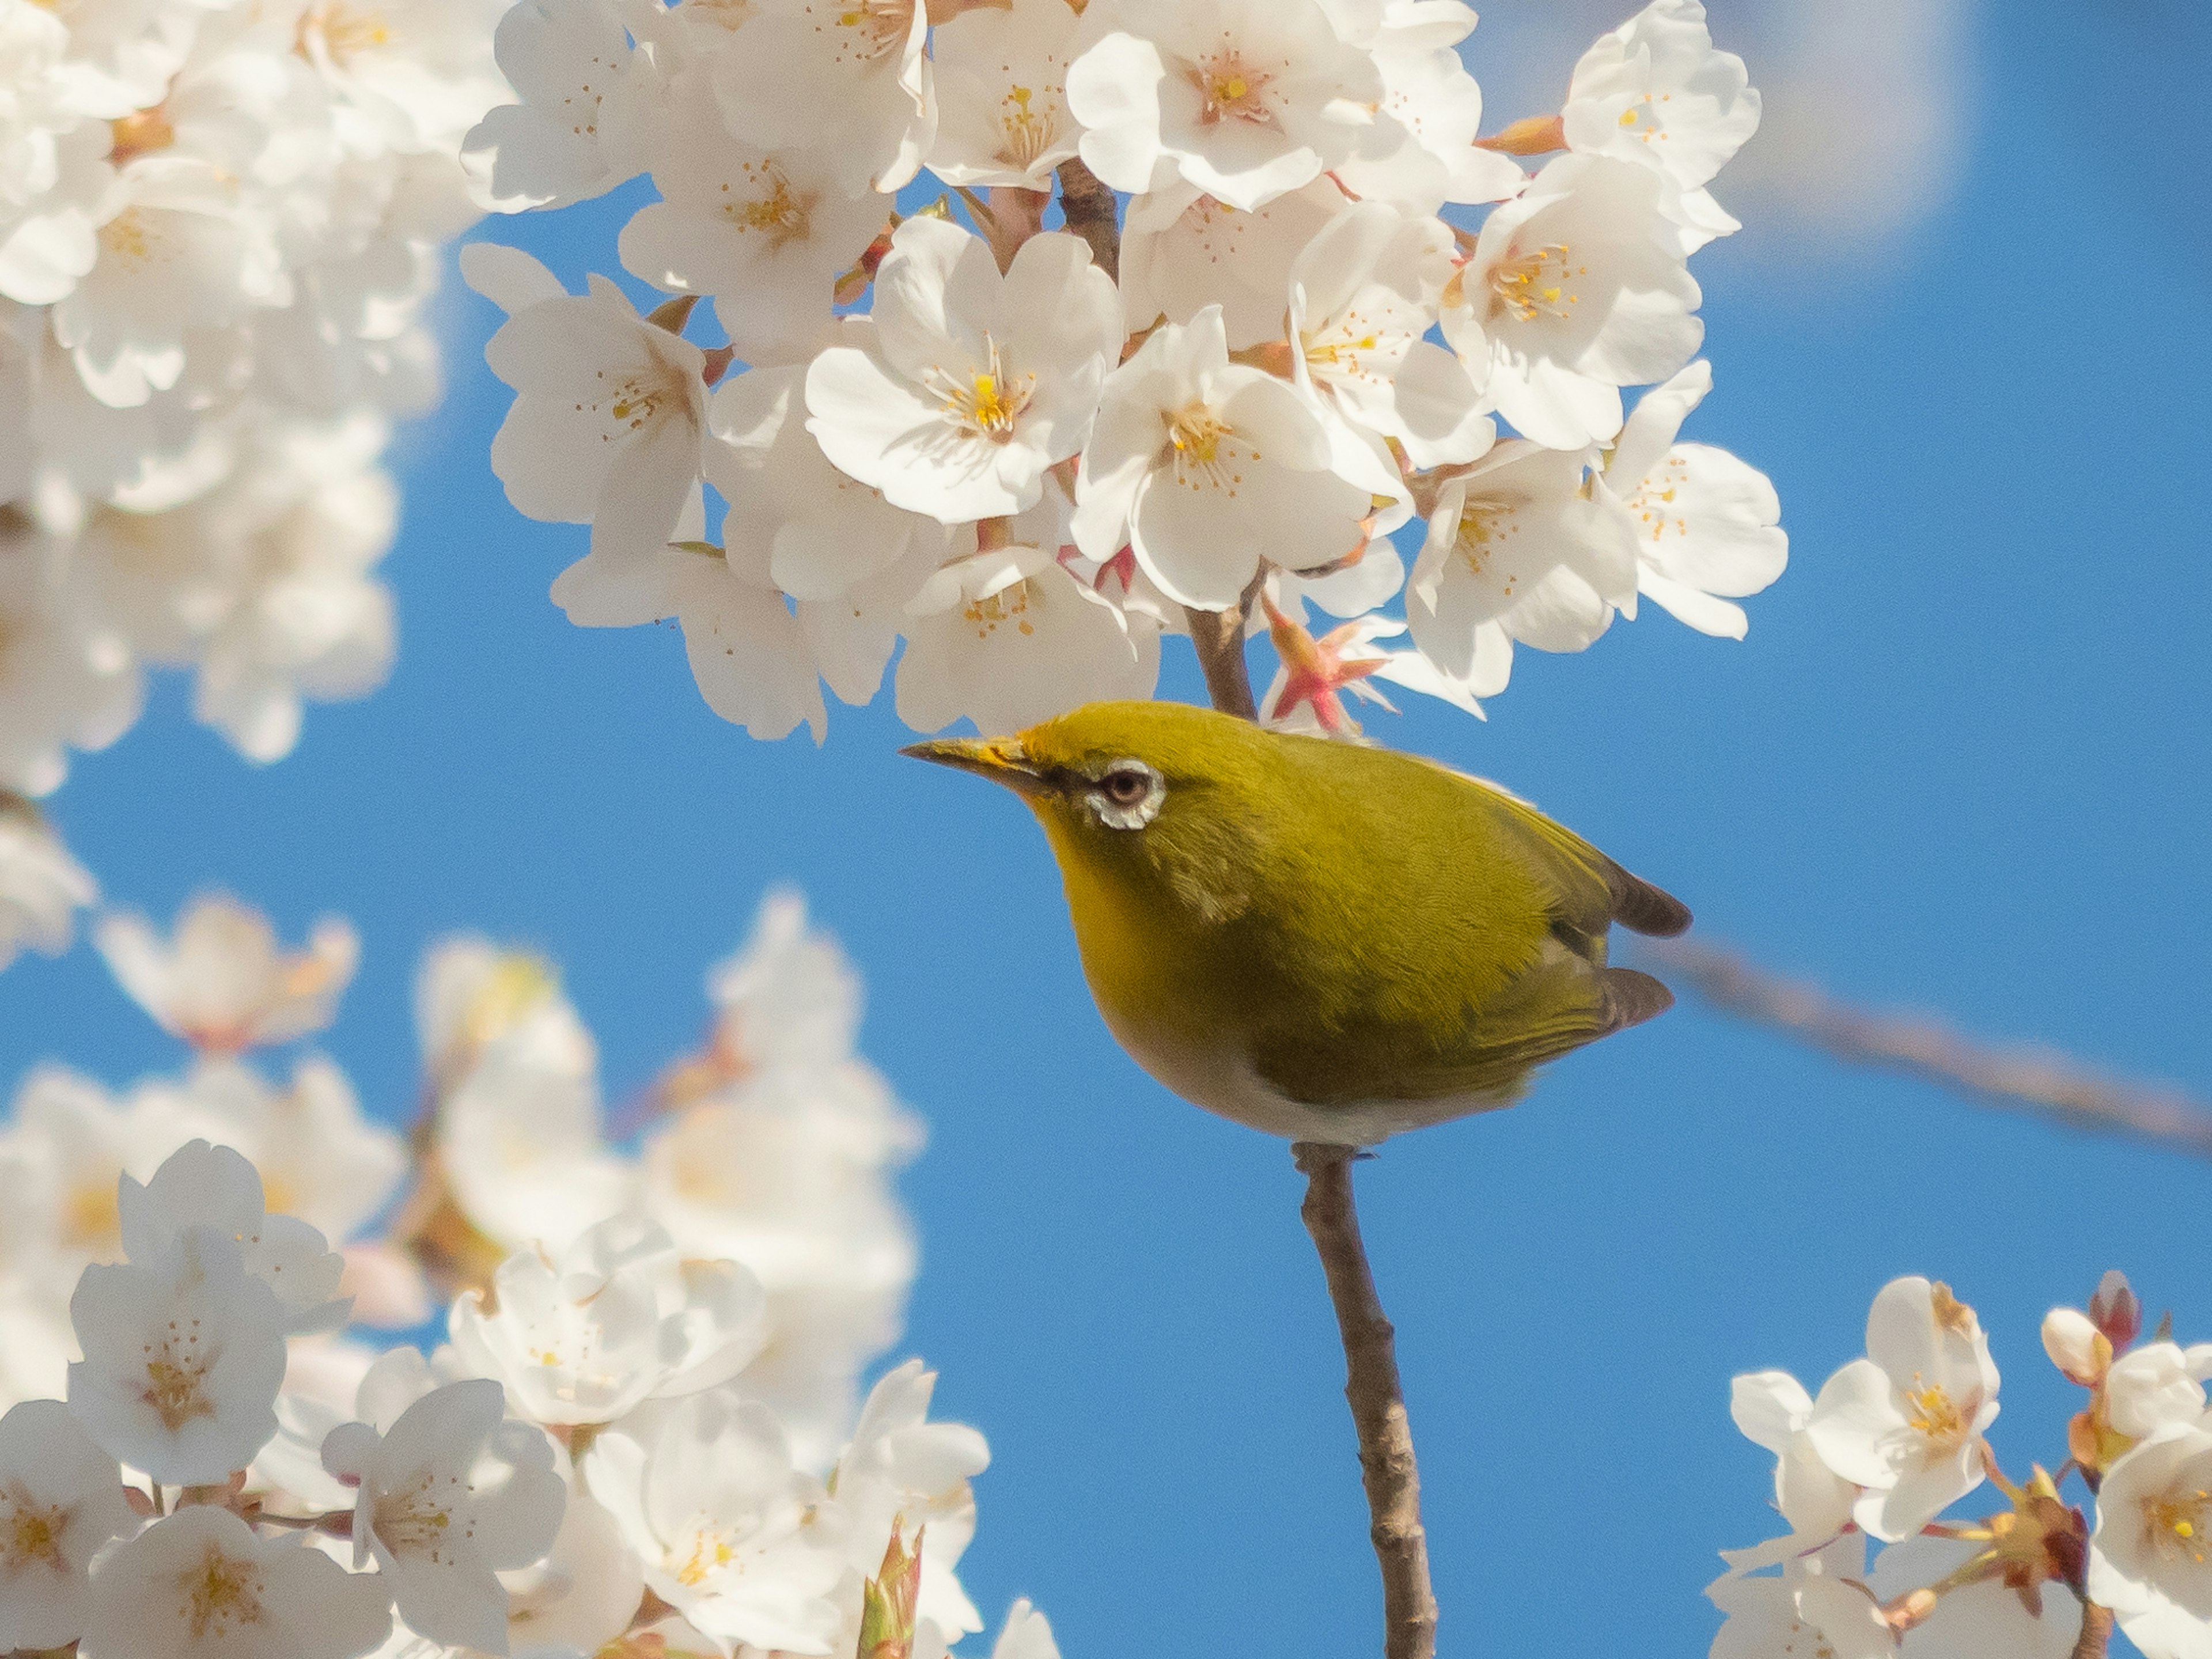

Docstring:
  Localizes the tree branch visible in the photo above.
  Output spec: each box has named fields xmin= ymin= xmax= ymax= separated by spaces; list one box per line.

xmin=1185 ymin=604 xmax=1258 ymax=721
xmin=2072 ymin=1601 xmax=2115 ymax=1659
xmin=1652 ymin=940 xmax=2212 ymax=1159
xmin=1053 ymin=156 xmax=1118 ymax=282
xmin=1293 ymin=1144 xmax=1438 ymax=1659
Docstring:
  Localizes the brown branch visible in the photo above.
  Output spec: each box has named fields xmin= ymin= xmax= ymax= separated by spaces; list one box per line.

xmin=2071 ymin=1601 xmax=2115 ymax=1659
xmin=1652 ymin=940 xmax=2212 ymax=1158
xmin=1293 ymin=1144 xmax=1437 ymax=1659
xmin=1053 ymin=156 xmax=1119 ymax=282
xmin=1185 ymin=604 xmax=1258 ymax=721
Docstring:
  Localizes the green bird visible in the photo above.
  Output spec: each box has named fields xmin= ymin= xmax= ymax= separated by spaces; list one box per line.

xmin=906 ymin=699 xmax=1690 ymax=1145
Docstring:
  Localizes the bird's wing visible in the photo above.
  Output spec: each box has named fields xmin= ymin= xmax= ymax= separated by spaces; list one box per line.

xmin=1428 ymin=761 xmax=1693 ymax=948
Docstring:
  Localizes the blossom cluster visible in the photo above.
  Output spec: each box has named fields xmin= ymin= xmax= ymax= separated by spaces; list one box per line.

xmin=0 ymin=0 xmax=522 ymax=965
xmin=0 ymin=888 xmax=1051 ymax=1659
xmin=1713 ymin=1270 xmax=2212 ymax=1659
xmin=465 ymin=0 xmax=1788 ymax=743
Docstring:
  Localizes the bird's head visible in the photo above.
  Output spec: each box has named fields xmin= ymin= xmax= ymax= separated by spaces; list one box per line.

xmin=902 ymin=700 xmax=1278 ymax=891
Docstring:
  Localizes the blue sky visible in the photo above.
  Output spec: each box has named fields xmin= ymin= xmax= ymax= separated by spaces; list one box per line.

xmin=6 ymin=2 xmax=2211 ymax=1652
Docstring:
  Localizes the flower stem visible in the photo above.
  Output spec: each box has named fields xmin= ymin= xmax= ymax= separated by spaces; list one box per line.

xmin=1185 ymin=604 xmax=1257 ymax=721
xmin=2073 ymin=1601 xmax=2115 ymax=1659
xmin=1292 ymin=1143 xmax=1438 ymax=1659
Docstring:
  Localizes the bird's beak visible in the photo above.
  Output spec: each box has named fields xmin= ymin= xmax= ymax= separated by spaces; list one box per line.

xmin=899 ymin=736 xmax=1050 ymax=797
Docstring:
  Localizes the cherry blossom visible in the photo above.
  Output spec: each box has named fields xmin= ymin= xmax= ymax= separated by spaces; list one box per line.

xmin=1067 ymin=0 xmax=1384 ymax=211
xmin=2090 ymin=1422 xmax=2212 ymax=1659
xmin=1117 ymin=176 xmax=1347 ymax=350
xmin=805 ymin=218 xmax=1120 ymax=524
xmin=1868 ymin=1536 xmax=2082 ymax=1659
xmin=0 ymin=1398 xmax=139 ymax=1651
xmin=1325 ymin=1 xmax=1525 ymax=214
xmin=711 ymin=0 xmax=935 ymax=195
xmin=94 ymin=892 xmax=359 ymax=1054
xmin=322 ymin=1379 xmax=566 ymax=1653
xmin=928 ymin=0 xmax=1089 ymax=191
xmin=79 ymin=1503 xmax=393 ymax=1659
xmin=116 ymin=1139 xmax=349 ymax=1332
xmin=0 ymin=804 xmax=97 ymax=971
xmin=1072 ymin=306 xmax=1374 ymax=610
xmin=1442 ymin=153 xmax=1704 ymax=450
xmin=464 ymin=0 xmax=650 ymax=211
xmin=1603 ymin=362 xmax=1786 ymax=639
xmin=1805 ymin=1278 xmax=2002 ymax=1544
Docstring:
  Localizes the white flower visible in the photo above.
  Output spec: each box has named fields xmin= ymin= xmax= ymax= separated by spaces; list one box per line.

xmin=833 ymin=1360 xmax=991 ymax=1650
xmin=1072 ymin=305 xmax=1375 ymax=609
xmin=450 ymin=1217 xmax=768 ymax=1426
xmin=1805 ymin=1277 xmax=2002 ymax=1544
xmin=464 ymin=0 xmax=650 ymax=211
xmin=321 ymin=1380 xmax=566 ymax=1653
xmin=551 ymin=528 xmax=832 ymax=743
xmin=711 ymin=0 xmax=935 ymax=194
xmin=1067 ymin=0 xmax=1383 ymax=211
xmin=1404 ymin=439 xmax=1637 ymax=696
xmin=1441 ymin=154 xmax=1703 ymax=450
xmin=54 ymin=157 xmax=287 ymax=410
xmin=1563 ymin=0 xmax=1761 ymax=249
xmin=1709 ymin=1562 xmax=1895 ymax=1659
xmin=2105 ymin=1343 xmax=2212 ymax=1440
xmin=95 ymin=893 xmax=359 ymax=1053
xmin=1117 ymin=176 xmax=1347 ymax=350
xmin=1728 ymin=1369 xmax=1860 ymax=1554
xmin=617 ymin=74 xmax=887 ymax=366
xmin=67 ymin=1223 xmax=292 ymax=1486
xmin=79 ymin=1503 xmax=393 ymax=1659
xmin=470 ymin=243 xmax=709 ymax=567
xmin=706 ymin=357 xmax=942 ymax=604
xmin=1603 ymin=362 xmax=1785 ymax=639
xmin=806 ymin=219 xmax=1119 ymax=524
xmin=415 ymin=937 xmax=586 ymax=1092
xmin=289 ymin=0 xmax=510 ymax=157
xmin=0 ymin=527 xmax=140 ymax=797
xmin=2090 ymin=1422 xmax=2212 ymax=1659
xmin=584 ymin=1388 xmax=845 ymax=1654
xmin=130 ymin=1056 xmax=407 ymax=1245
xmin=991 ymin=1600 xmax=1060 ymax=1659
xmin=117 ymin=1139 xmax=350 ymax=1332
xmin=500 ymin=1489 xmax=644 ymax=1659
xmin=1289 ymin=200 xmax=1491 ymax=469
xmin=896 ymin=537 xmax=1161 ymax=736
xmin=0 ymin=805 xmax=97 ymax=971
xmin=0 ymin=1398 xmax=139 ymax=1651
xmin=2043 ymin=1308 xmax=2112 ymax=1388
xmin=927 ymin=0 xmax=1088 ymax=190
xmin=1325 ymin=2 xmax=1525 ymax=214
xmin=1868 ymin=1536 xmax=2081 ymax=1659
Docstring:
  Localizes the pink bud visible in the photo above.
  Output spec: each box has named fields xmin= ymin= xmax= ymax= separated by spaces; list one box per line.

xmin=2090 ymin=1270 xmax=2143 ymax=1351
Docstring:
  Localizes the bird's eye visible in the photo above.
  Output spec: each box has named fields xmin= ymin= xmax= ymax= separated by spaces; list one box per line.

xmin=1101 ymin=768 xmax=1150 ymax=806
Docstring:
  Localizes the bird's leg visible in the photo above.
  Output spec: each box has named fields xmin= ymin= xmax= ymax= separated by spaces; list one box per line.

xmin=1291 ymin=1141 xmax=1438 ymax=1659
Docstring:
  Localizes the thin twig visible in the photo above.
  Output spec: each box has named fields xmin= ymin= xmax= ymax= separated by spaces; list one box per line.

xmin=1293 ymin=1144 xmax=1438 ymax=1659
xmin=1652 ymin=940 xmax=2212 ymax=1158
xmin=1185 ymin=604 xmax=1258 ymax=721
xmin=1053 ymin=156 xmax=1119 ymax=282
xmin=2072 ymin=1601 xmax=2115 ymax=1659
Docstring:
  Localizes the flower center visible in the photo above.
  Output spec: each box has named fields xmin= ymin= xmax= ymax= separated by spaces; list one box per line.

xmin=2149 ymin=1489 xmax=2212 ymax=1563
xmin=834 ymin=1 xmax=912 ymax=64
xmin=1455 ymin=495 xmax=1523 ymax=587
xmin=723 ymin=162 xmax=815 ymax=250
xmin=995 ymin=85 xmax=1057 ymax=172
xmin=1162 ymin=403 xmax=1253 ymax=494
xmin=1616 ymin=90 xmax=1672 ymax=143
xmin=1305 ymin=325 xmax=1385 ymax=378
xmin=3 ymin=1484 xmax=67 ymax=1571
xmin=926 ymin=338 xmax=1033 ymax=444
xmin=592 ymin=365 xmax=685 ymax=440
xmin=109 ymin=105 xmax=175 ymax=165
xmin=63 ymin=1178 xmax=120 ymax=1252
xmin=1903 ymin=1380 xmax=1971 ymax=1449
xmin=1190 ymin=51 xmax=1277 ymax=126
xmin=1490 ymin=243 xmax=1585 ymax=324
xmin=1627 ymin=453 xmax=1690 ymax=542
xmin=375 ymin=1471 xmax=467 ymax=1564
xmin=99 ymin=209 xmax=157 ymax=267
xmin=142 ymin=1346 xmax=217 ymax=1431
xmin=963 ymin=579 xmax=1038 ymax=640
xmin=294 ymin=2 xmax=392 ymax=65
xmin=675 ymin=1527 xmax=744 ymax=1586
xmin=180 ymin=1543 xmax=265 ymax=1640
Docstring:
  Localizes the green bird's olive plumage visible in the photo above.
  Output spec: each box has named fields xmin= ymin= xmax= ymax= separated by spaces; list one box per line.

xmin=906 ymin=700 xmax=1689 ymax=1145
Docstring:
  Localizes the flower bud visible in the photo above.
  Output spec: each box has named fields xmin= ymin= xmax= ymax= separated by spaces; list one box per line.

xmin=2043 ymin=1307 xmax=2111 ymax=1386
xmin=2089 ymin=1270 xmax=2143 ymax=1350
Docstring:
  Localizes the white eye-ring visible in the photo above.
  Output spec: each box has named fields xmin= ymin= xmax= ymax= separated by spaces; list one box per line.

xmin=1089 ymin=758 xmax=1164 ymax=830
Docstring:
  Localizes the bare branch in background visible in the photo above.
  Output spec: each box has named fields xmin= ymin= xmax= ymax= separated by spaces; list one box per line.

xmin=1653 ymin=940 xmax=2212 ymax=1160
